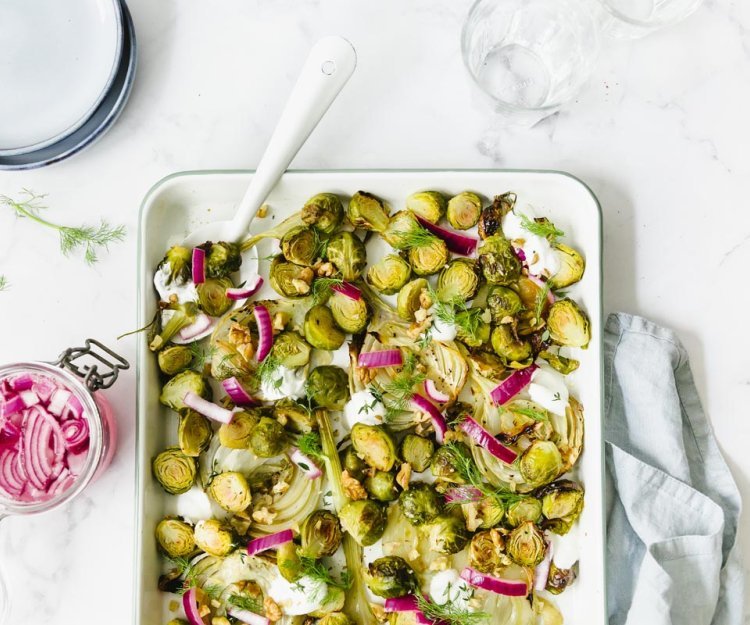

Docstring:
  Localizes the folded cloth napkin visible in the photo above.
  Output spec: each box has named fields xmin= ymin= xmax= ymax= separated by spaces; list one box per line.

xmin=605 ymin=313 xmax=744 ymax=625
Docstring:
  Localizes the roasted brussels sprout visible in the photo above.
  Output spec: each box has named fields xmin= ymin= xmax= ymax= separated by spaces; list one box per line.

xmin=487 ymin=286 xmax=524 ymax=323
xmin=505 ymin=496 xmax=543 ymax=527
xmin=310 ymin=587 xmax=346 ymax=617
xmin=546 ymin=561 xmax=577 ymax=595
xmin=329 ymin=290 xmax=370 ymax=333
xmin=538 ymin=480 xmax=584 ymax=535
xmin=365 ymin=471 xmax=399 ymax=502
xmin=479 ymin=192 xmax=515 ymax=240
xmin=274 ymin=398 xmax=315 ymax=433
xmin=549 ymin=244 xmax=585 ymax=289
xmin=152 ymin=448 xmax=197 ymax=494
xmin=249 ymin=417 xmax=288 ymax=458
xmin=398 ymin=482 xmax=442 ymax=526
xmin=306 ymin=366 xmax=350 ymax=410
xmin=218 ymin=410 xmax=258 ymax=449
xmin=269 ymin=255 xmax=314 ymax=298
xmin=304 ymin=305 xmax=346 ymax=350
xmin=446 ymin=192 xmax=482 ymax=230
xmin=365 ymin=556 xmax=418 ymax=598
xmin=367 ymin=254 xmax=412 ymax=295
xmin=436 ymin=259 xmax=480 ymax=302
xmin=302 ymin=193 xmax=344 ymax=235
xmin=281 ymin=226 xmax=319 ymax=266
xmin=478 ymin=235 xmax=522 ymax=285
xmin=271 ymin=330 xmax=312 ymax=368
xmin=200 ymin=241 xmax=242 ymax=279
xmin=430 ymin=443 xmax=469 ymax=483
xmin=506 ymin=521 xmax=546 ymax=567
xmin=276 ymin=540 xmax=303 ymax=582
xmin=194 ymin=519 xmax=235 ymax=556
xmin=178 ymin=410 xmax=213 ymax=457
xmin=347 ymin=191 xmax=390 ymax=232
xmin=157 ymin=345 xmax=193 ymax=376
xmin=160 ymin=370 xmax=211 ymax=412
xmin=208 ymin=471 xmax=252 ymax=513
xmin=425 ymin=514 xmax=470 ymax=554
xmin=519 ymin=440 xmax=563 ymax=488
xmin=539 ymin=350 xmax=580 ymax=375
xmin=406 ymin=191 xmax=446 ymax=224
xmin=341 ymin=446 xmax=367 ymax=481
xmin=469 ymin=530 xmax=505 ymax=573
xmin=196 ymin=277 xmax=233 ymax=317
xmin=299 ymin=510 xmax=343 ymax=558
xmin=547 ymin=299 xmax=591 ymax=349
xmin=491 ymin=324 xmax=533 ymax=367
xmin=455 ymin=309 xmax=491 ymax=348
xmin=396 ymin=278 xmax=429 ymax=321
xmin=408 ymin=237 xmax=449 ymax=276
xmin=158 ymin=245 xmax=192 ymax=285
xmin=326 ymin=231 xmax=367 ymax=281
xmin=339 ymin=499 xmax=387 ymax=546
xmin=351 ymin=423 xmax=397 ymax=472
xmin=156 ymin=518 xmax=195 ymax=558
xmin=399 ymin=434 xmax=434 ymax=473
xmin=476 ymin=497 xmax=505 ymax=529
xmin=318 ymin=613 xmax=353 ymax=625
xmin=383 ymin=210 xmax=421 ymax=249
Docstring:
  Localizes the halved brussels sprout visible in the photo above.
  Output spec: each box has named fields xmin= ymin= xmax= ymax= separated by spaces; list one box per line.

xmin=487 ymin=286 xmax=524 ymax=323
xmin=276 ymin=540 xmax=302 ymax=582
xmin=351 ymin=423 xmax=397 ymax=472
xmin=157 ymin=345 xmax=193 ymax=376
xmin=409 ymin=237 xmax=449 ymax=276
xmin=469 ymin=529 xmax=504 ymax=573
xmin=196 ymin=277 xmax=234 ymax=317
xmin=398 ymin=482 xmax=442 ymax=526
xmin=549 ymin=244 xmax=585 ymax=289
xmin=160 ymin=370 xmax=211 ymax=412
xmin=547 ymin=299 xmax=591 ymax=349
xmin=478 ymin=192 xmax=515 ymax=240
xmin=274 ymin=398 xmax=315 ymax=433
xmin=152 ymin=448 xmax=197 ymax=494
xmin=329 ymin=291 xmax=370 ymax=333
xmin=326 ymin=231 xmax=367 ymax=281
xmin=399 ymin=434 xmax=434 ymax=473
xmin=367 ymin=254 xmax=412 ymax=295
xmin=455 ymin=309 xmax=491 ymax=348
xmin=341 ymin=446 xmax=367 ymax=481
xmin=208 ymin=471 xmax=252 ymax=513
xmin=425 ymin=514 xmax=470 ymax=554
xmin=491 ymin=324 xmax=533 ymax=367
xmin=478 ymin=235 xmax=522 ymax=285
xmin=310 ymin=587 xmax=346 ymax=617
xmin=365 ymin=471 xmax=399 ymax=502
xmin=467 ymin=351 xmax=507 ymax=381
xmin=396 ymin=278 xmax=429 ymax=321
xmin=347 ymin=191 xmax=390 ymax=232
xmin=302 ymin=193 xmax=344 ymax=235
xmin=304 ymin=305 xmax=346 ymax=350
xmin=339 ymin=499 xmax=387 ymax=546
xmin=519 ymin=440 xmax=563 ymax=488
xmin=546 ymin=561 xmax=577 ymax=595
xmin=383 ymin=210 xmax=421 ymax=249
xmin=178 ymin=410 xmax=213 ymax=457
xmin=505 ymin=496 xmax=543 ymax=527
xmin=194 ymin=518 xmax=235 ymax=556
xmin=272 ymin=330 xmax=312 ymax=368
xmin=406 ymin=191 xmax=446 ymax=224
xmin=430 ymin=443 xmax=468 ymax=483
xmin=538 ymin=480 xmax=584 ymax=535
xmin=539 ymin=350 xmax=580 ymax=375
xmin=281 ymin=226 xmax=319 ymax=266
xmin=436 ymin=259 xmax=481 ymax=302
xmin=156 ymin=518 xmax=195 ymax=558
xmin=446 ymin=192 xmax=482 ymax=230
xmin=364 ymin=556 xmax=418 ymax=598
xmin=200 ymin=241 xmax=242 ymax=279
xmin=506 ymin=521 xmax=546 ymax=567
xmin=318 ymin=613 xmax=353 ymax=625
xmin=158 ymin=245 xmax=192 ymax=285
xmin=249 ymin=417 xmax=288 ymax=458
xmin=219 ymin=410 xmax=258 ymax=449
xmin=269 ymin=255 xmax=314 ymax=297
xmin=476 ymin=497 xmax=505 ymax=529
xmin=306 ymin=366 xmax=350 ymax=410
xmin=300 ymin=510 xmax=343 ymax=558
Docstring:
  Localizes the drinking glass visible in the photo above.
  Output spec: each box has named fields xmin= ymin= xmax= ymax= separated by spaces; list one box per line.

xmin=461 ymin=0 xmax=601 ymax=124
xmin=596 ymin=0 xmax=704 ymax=38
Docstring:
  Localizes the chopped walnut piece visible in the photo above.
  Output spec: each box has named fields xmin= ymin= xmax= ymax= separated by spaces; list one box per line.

xmin=264 ymin=597 xmax=282 ymax=622
xmin=370 ymin=603 xmax=388 ymax=623
xmin=228 ymin=323 xmax=255 ymax=361
xmin=272 ymin=312 xmax=289 ymax=332
xmin=257 ymin=204 xmax=269 ymax=218
xmin=463 ymin=501 xmax=482 ymax=532
xmin=396 ymin=462 xmax=411 ymax=491
xmin=291 ymin=278 xmax=311 ymax=294
xmin=414 ymin=307 xmax=429 ymax=324
xmin=342 ymin=470 xmax=368 ymax=500
xmin=252 ymin=506 xmax=277 ymax=525
xmin=315 ymin=261 xmax=336 ymax=277
xmin=272 ymin=479 xmax=290 ymax=496
xmin=168 ymin=600 xmax=179 ymax=612
xmin=419 ymin=289 xmax=433 ymax=309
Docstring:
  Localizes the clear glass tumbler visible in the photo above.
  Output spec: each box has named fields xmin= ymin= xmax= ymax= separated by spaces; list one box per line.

xmin=462 ymin=0 xmax=601 ymax=124
xmin=596 ymin=0 xmax=703 ymax=38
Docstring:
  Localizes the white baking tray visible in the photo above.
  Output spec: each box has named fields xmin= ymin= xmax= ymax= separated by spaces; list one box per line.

xmin=134 ymin=170 xmax=605 ymax=625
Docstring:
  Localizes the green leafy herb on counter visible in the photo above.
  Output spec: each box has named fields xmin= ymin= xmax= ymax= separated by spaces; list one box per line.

xmin=0 ymin=276 xmax=8 ymax=292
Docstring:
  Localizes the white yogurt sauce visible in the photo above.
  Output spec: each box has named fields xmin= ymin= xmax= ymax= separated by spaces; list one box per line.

xmin=153 ymin=262 xmax=198 ymax=303
xmin=528 ymin=365 xmax=569 ymax=417
xmin=344 ymin=390 xmax=386 ymax=428
xmin=268 ymin=574 xmax=328 ymax=615
xmin=430 ymin=314 xmax=458 ymax=342
xmin=429 ymin=569 xmax=474 ymax=610
xmin=330 ymin=343 xmax=351 ymax=369
xmin=259 ymin=365 xmax=306 ymax=401
xmin=175 ymin=487 xmax=224 ymax=524
xmin=502 ymin=208 xmax=561 ymax=278
xmin=549 ymin=524 xmax=580 ymax=569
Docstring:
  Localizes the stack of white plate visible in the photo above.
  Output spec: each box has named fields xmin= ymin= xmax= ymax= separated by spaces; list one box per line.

xmin=0 ymin=0 xmax=136 ymax=170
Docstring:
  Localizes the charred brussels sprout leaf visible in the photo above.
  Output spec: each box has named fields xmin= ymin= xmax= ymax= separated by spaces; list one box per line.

xmin=318 ymin=613 xmax=354 ymax=625
xmin=158 ymin=245 xmax=192 ymax=285
xmin=269 ymin=255 xmax=314 ymax=298
xmin=383 ymin=210 xmax=421 ymax=249
xmin=487 ymin=286 xmax=524 ymax=323
xmin=478 ymin=235 xmax=522 ymax=285
xmin=152 ymin=448 xmax=197 ymax=494
xmin=399 ymin=434 xmax=435 ymax=473
xmin=538 ymin=479 xmax=584 ymax=535
xmin=550 ymin=244 xmax=585 ymax=289
xmin=160 ymin=370 xmax=211 ymax=412
xmin=396 ymin=278 xmax=429 ymax=321
xmin=276 ymin=541 xmax=303 ymax=582
xmin=491 ymin=324 xmax=533 ymax=368
xmin=249 ymin=417 xmax=288 ymax=458
xmin=347 ymin=191 xmax=390 ymax=232
xmin=194 ymin=518 xmax=235 ymax=556
xmin=408 ymin=237 xmax=449 ymax=277
xmin=519 ymin=440 xmax=563 ymax=488
xmin=351 ymin=423 xmax=397 ymax=472
xmin=447 ymin=192 xmax=482 ymax=230
xmin=272 ymin=330 xmax=312 ymax=368
xmin=469 ymin=529 xmax=505 ymax=573
xmin=546 ymin=561 xmax=578 ymax=595
xmin=326 ymin=231 xmax=367 ymax=281
xmin=506 ymin=521 xmax=547 ymax=567
xmin=302 ymin=193 xmax=344 ymax=235
xmin=300 ymin=510 xmax=343 ymax=558
xmin=547 ymin=299 xmax=591 ymax=349
xmin=219 ymin=410 xmax=258 ymax=449
xmin=178 ymin=410 xmax=213 ymax=457
xmin=365 ymin=471 xmax=399 ymax=502
xmin=339 ymin=499 xmax=387 ymax=546
xmin=479 ymin=192 xmax=515 ymax=240
xmin=200 ymin=241 xmax=242 ymax=279
xmin=329 ymin=291 xmax=370 ymax=334
xmin=367 ymin=254 xmax=412 ymax=295
xmin=274 ymin=398 xmax=315 ymax=434
xmin=436 ymin=259 xmax=481 ymax=302
xmin=405 ymin=191 xmax=446 ymax=224
xmin=281 ymin=226 xmax=319 ymax=266
xmin=306 ymin=366 xmax=350 ymax=410
xmin=505 ymin=496 xmax=543 ymax=527
xmin=196 ymin=277 xmax=234 ymax=317
xmin=208 ymin=471 xmax=252 ymax=513
xmin=304 ymin=305 xmax=346 ymax=350
xmin=364 ymin=556 xmax=418 ymax=598
xmin=157 ymin=345 xmax=193 ymax=376
xmin=398 ymin=482 xmax=442 ymax=526
xmin=155 ymin=518 xmax=196 ymax=558
xmin=539 ymin=350 xmax=580 ymax=375
xmin=425 ymin=514 xmax=470 ymax=554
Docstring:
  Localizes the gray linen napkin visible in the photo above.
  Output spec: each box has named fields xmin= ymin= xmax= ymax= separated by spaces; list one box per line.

xmin=604 ymin=313 xmax=743 ymax=625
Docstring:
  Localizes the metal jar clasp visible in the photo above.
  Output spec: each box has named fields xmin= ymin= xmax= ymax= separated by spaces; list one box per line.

xmin=53 ymin=339 xmax=130 ymax=392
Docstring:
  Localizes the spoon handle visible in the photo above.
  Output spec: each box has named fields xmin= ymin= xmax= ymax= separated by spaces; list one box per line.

xmin=226 ymin=36 xmax=357 ymax=243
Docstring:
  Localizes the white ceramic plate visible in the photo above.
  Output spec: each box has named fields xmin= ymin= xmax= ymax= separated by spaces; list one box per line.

xmin=135 ymin=170 xmax=605 ymax=625
xmin=0 ymin=0 xmax=123 ymax=154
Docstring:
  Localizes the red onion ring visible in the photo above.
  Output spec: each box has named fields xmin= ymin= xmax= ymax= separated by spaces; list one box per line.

xmin=183 ymin=392 xmax=234 ymax=425
xmin=357 ymin=349 xmax=403 ymax=369
xmin=460 ymin=566 xmax=528 ymax=597
xmin=253 ymin=304 xmax=273 ymax=362
xmin=459 ymin=416 xmax=517 ymax=464
xmin=489 ymin=365 xmax=538 ymax=405
xmin=192 ymin=248 xmax=206 ymax=285
xmin=246 ymin=529 xmax=294 ymax=556
xmin=411 ymin=394 xmax=447 ymax=443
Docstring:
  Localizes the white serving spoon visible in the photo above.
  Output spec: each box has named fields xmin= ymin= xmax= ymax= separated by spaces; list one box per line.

xmin=182 ymin=36 xmax=357 ymax=247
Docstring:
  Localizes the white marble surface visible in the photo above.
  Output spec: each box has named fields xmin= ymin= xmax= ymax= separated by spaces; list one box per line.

xmin=0 ymin=0 xmax=749 ymax=623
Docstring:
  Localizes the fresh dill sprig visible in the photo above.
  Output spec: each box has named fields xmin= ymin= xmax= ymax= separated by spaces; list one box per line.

xmin=298 ymin=556 xmax=353 ymax=591
xmin=442 ymin=442 xmax=522 ymax=506
xmin=228 ymin=593 xmax=264 ymax=614
xmin=297 ymin=431 xmax=324 ymax=461
xmin=254 ymin=354 xmax=282 ymax=388
xmin=2 ymin=189 xmax=126 ymax=265
xmin=416 ymin=587 xmax=490 ymax=625
xmin=169 ymin=556 xmax=199 ymax=591
xmin=203 ymin=584 xmax=224 ymax=601
xmin=0 ymin=276 xmax=8 ymax=292
xmin=395 ymin=226 xmax=439 ymax=250
xmin=189 ymin=341 xmax=215 ymax=371
xmin=381 ymin=351 xmax=426 ymax=416
xmin=428 ymin=286 xmax=484 ymax=343
xmin=520 ymin=214 xmax=564 ymax=241
xmin=533 ymin=280 xmax=551 ymax=324
xmin=511 ymin=406 xmax=549 ymax=423
xmin=311 ymin=277 xmax=344 ymax=304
